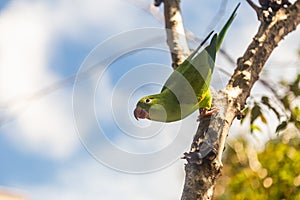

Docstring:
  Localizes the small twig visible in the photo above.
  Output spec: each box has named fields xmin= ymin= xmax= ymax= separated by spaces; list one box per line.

xmin=246 ymin=0 xmax=264 ymax=21
xmin=154 ymin=0 xmax=163 ymax=7
xmin=246 ymin=0 xmax=260 ymax=11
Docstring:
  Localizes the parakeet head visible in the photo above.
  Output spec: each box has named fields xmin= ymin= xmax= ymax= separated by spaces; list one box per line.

xmin=134 ymin=94 xmax=167 ymax=122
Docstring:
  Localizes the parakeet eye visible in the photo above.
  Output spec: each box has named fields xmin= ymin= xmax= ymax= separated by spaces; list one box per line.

xmin=145 ymin=98 xmax=151 ymax=104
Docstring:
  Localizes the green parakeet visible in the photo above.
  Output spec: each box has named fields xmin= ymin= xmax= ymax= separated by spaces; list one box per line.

xmin=134 ymin=4 xmax=239 ymax=122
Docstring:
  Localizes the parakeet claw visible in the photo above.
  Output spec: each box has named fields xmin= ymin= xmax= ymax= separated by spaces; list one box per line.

xmin=197 ymin=109 xmax=218 ymax=121
xmin=134 ymin=106 xmax=150 ymax=120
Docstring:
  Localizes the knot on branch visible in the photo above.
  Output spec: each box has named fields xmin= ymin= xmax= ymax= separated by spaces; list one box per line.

xmin=259 ymin=0 xmax=291 ymax=11
xmin=247 ymin=0 xmax=291 ymax=22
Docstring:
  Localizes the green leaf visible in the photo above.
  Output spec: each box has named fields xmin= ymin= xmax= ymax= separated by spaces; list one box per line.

xmin=251 ymin=104 xmax=261 ymax=124
xmin=240 ymin=107 xmax=249 ymax=124
xmin=251 ymin=124 xmax=261 ymax=133
xmin=293 ymin=106 xmax=300 ymax=117
xmin=260 ymin=113 xmax=267 ymax=124
xmin=261 ymin=96 xmax=280 ymax=120
xmin=280 ymin=96 xmax=290 ymax=110
xmin=289 ymin=77 xmax=300 ymax=96
xmin=276 ymin=121 xmax=288 ymax=133
xmin=294 ymin=120 xmax=300 ymax=130
xmin=261 ymin=96 xmax=269 ymax=104
xmin=290 ymin=106 xmax=300 ymax=122
xmin=243 ymin=107 xmax=249 ymax=116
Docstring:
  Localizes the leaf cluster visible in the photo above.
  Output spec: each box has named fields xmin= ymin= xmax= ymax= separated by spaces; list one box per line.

xmin=215 ymin=133 xmax=300 ymax=199
xmin=241 ymin=74 xmax=300 ymax=134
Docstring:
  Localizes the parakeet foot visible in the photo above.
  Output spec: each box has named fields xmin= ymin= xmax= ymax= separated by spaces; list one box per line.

xmin=197 ymin=108 xmax=218 ymax=121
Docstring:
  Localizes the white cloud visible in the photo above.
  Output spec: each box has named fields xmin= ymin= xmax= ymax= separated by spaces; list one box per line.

xmin=0 ymin=0 xmax=79 ymax=159
xmin=26 ymin=158 xmax=185 ymax=200
xmin=0 ymin=1 xmax=54 ymax=100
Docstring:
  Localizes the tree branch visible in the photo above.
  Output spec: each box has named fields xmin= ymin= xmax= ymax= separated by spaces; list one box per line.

xmin=163 ymin=0 xmax=190 ymax=69
xmin=246 ymin=0 xmax=262 ymax=16
xmin=181 ymin=1 xmax=300 ymax=199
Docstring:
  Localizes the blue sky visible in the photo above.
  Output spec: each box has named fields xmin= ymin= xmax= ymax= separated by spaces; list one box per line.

xmin=0 ymin=0 xmax=299 ymax=199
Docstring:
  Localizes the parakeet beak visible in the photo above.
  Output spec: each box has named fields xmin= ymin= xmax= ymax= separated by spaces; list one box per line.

xmin=134 ymin=106 xmax=149 ymax=120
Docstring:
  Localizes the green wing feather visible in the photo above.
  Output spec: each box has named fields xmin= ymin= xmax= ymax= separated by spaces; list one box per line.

xmin=216 ymin=3 xmax=240 ymax=51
